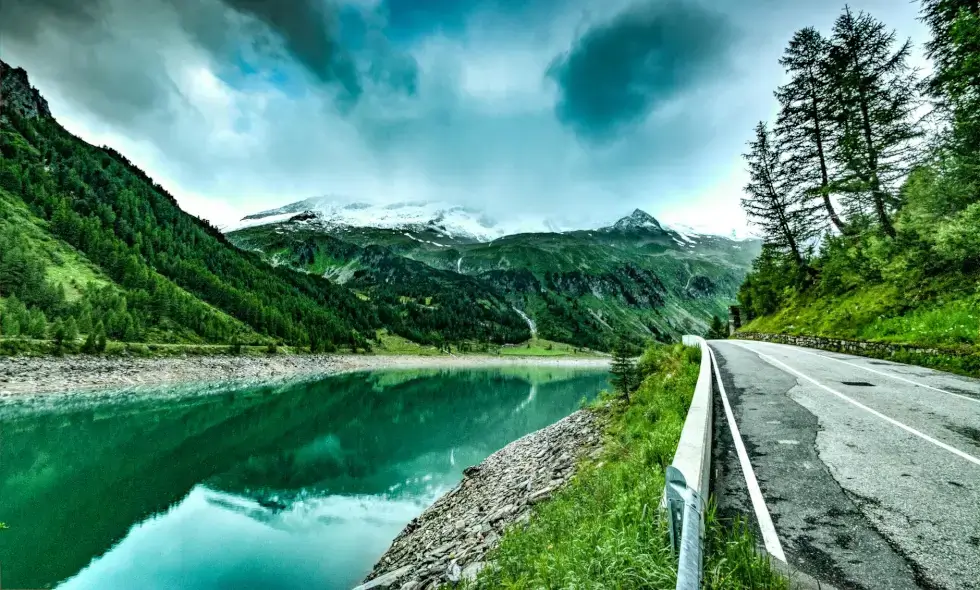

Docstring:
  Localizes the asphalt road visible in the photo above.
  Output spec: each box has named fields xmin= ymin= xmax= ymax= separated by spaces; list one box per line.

xmin=709 ymin=339 xmax=980 ymax=590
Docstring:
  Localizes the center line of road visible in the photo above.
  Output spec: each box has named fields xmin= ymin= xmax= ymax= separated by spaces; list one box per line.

xmin=707 ymin=345 xmax=787 ymax=562
xmin=731 ymin=343 xmax=980 ymax=468
xmin=745 ymin=340 xmax=980 ymax=405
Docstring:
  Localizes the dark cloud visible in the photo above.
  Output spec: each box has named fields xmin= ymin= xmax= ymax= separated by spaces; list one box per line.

xmin=220 ymin=0 xmax=362 ymax=101
xmin=548 ymin=1 xmax=736 ymax=141
xmin=0 ymin=0 xmax=418 ymax=119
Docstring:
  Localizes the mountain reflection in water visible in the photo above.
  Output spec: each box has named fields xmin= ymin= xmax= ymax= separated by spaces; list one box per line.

xmin=0 ymin=366 xmax=607 ymax=590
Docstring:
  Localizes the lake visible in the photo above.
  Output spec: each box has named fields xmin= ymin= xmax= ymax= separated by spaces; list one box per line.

xmin=0 ymin=367 xmax=608 ymax=589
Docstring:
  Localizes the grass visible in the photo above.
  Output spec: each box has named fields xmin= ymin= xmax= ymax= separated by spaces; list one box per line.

xmin=743 ymin=283 xmax=980 ymax=348
xmin=1 ymin=189 xmax=109 ymax=301
xmin=469 ymin=343 xmax=787 ymax=589
xmin=740 ymin=281 xmax=980 ymax=377
xmin=498 ymin=338 xmax=603 ymax=358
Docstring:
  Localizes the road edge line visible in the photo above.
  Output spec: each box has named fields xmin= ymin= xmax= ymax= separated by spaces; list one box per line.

xmin=742 ymin=340 xmax=980 ymax=405
xmin=732 ymin=343 xmax=980 ymax=468
xmin=706 ymin=343 xmax=787 ymax=562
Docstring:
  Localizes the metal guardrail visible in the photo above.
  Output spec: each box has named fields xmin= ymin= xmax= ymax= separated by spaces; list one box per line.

xmin=666 ymin=336 xmax=714 ymax=590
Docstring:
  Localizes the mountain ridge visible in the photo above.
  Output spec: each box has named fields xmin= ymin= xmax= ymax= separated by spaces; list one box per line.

xmin=230 ymin=197 xmax=750 ymax=244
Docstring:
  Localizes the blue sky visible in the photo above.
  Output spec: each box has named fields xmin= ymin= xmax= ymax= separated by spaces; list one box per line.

xmin=1 ymin=0 xmax=927 ymax=234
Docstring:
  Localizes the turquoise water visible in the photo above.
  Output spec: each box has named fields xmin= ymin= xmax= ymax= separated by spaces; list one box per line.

xmin=0 ymin=367 xmax=607 ymax=589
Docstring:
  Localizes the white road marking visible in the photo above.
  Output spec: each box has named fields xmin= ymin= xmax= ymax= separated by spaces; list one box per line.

xmin=730 ymin=342 xmax=980 ymax=468
xmin=742 ymin=340 xmax=980 ymax=405
xmin=707 ymin=345 xmax=787 ymax=562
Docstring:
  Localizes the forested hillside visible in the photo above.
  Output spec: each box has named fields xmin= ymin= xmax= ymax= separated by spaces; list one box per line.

xmin=0 ymin=60 xmax=528 ymax=353
xmin=737 ymin=1 xmax=979 ymax=353
xmin=230 ymin=209 xmax=760 ymax=350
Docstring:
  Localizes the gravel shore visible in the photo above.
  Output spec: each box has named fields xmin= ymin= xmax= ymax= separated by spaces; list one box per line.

xmin=0 ymin=353 xmax=610 ymax=396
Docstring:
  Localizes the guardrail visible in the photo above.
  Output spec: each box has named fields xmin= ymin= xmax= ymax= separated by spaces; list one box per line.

xmin=666 ymin=336 xmax=714 ymax=590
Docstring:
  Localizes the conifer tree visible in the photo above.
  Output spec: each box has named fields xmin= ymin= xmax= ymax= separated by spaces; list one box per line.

xmin=742 ymin=122 xmax=821 ymax=268
xmin=610 ymin=336 xmax=639 ymax=400
xmin=826 ymin=8 xmax=922 ymax=237
xmin=921 ymin=0 xmax=980 ymax=185
xmin=776 ymin=27 xmax=847 ymax=233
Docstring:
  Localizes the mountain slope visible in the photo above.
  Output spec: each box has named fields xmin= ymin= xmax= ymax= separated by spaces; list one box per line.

xmin=0 ymin=60 xmax=528 ymax=351
xmin=228 ymin=204 xmax=762 ymax=349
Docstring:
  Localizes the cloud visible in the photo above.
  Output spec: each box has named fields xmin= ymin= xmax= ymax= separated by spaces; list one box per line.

xmin=548 ymin=1 xmax=735 ymax=141
xmin=0 ymin=0 xmax=927 ymax=234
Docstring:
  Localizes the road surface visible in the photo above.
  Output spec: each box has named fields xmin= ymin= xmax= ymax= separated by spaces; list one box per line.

xmin=709 ymin=339 xmax=980 ymax=590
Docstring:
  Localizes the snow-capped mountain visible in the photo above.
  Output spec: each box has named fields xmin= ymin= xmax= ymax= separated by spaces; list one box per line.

xmin=228 ymin=198 xmax=755 ymax=245
xmin=610 ymin=209 xmax=664 ymax=231
xmin=231 ymin=198 xmax=506 ymax=242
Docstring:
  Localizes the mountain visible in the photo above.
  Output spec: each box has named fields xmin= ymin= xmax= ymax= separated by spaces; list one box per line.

xmin=609 ymin=209 xmax=664 ymax=232
xmin=232 ymin=198 xmax=505 ymax=243
xmin=0 ymin=60 xmax=528 ymax=352
xmin=228 ymin=203 xmax=762 ymax=349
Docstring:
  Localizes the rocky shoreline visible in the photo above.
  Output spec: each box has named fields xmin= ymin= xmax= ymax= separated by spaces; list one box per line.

xmin=0 ymin=354 xmax=609 ymax=396
xmin=357 ymin=409 xmax=605 ymax=590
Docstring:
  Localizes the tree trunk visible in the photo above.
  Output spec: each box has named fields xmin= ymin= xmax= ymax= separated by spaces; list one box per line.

xmin=808 ymin=75 xmax=847 ymax=234
xmin=855 ymin=67 xmax=897 ymax=237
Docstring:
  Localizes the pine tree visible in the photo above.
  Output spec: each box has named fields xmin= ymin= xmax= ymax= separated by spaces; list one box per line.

xmin=742 ymin=122 xmax=822 ymax=268
xmin=707 ymin=315 xmax=728 ymax=339
xmin=921 ymin=0 xmax=980 ymax=189
xmin=610 ymin=336 xmax=639 ymax=400
xmin=94 ymin=321 xmax=107 ymax=353
xmin=776 ymin=27 xmax=847 ymax=234
xmin=826 ymin=7 xmax=922 ymax=237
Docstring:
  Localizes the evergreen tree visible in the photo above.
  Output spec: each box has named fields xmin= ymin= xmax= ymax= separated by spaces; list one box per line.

xmin=82 ymin=331 xmax=98 ymax=354
xmin=94 ymin=321 xmax=107 ymax=353
xmin=776 ymin=27 xmax=847 ymax=233
xmin=921 ymin=0 xmax=980 ymax=195
xmin=742 ymin=122 xmax=821 ymax=268
xmin=827 ymin=7 xmax=922 ymax=237
xmin=63 ymin=317 xmax=79 ymax=344
xmin=610 ymin=336 xmax=639 ymax=400
xmin=706 ymin=315 xmax=728 ymax=339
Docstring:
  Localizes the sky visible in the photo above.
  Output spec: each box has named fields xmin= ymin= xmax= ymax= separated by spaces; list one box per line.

xmin=1 ymin=0 xmax=928 ymax=234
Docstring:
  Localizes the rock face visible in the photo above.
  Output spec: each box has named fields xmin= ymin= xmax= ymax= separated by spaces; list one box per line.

xmin=358 ymin=409 xmax=605 ymax=590
xmin=1 ymin=60 xmax=52 ymax=120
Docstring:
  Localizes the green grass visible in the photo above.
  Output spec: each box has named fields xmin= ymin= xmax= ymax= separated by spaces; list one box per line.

xmin=498 ymin=338 xmax=602 ymax=358
xmin=740 ymin=281 xmax=980 ymax=377
xmin=470 ymin=344 xmax=787 ymax=589
xmin=743 ymin=282 xmax=980 ymax=348
xmin=1 ymin=189 xmax=109 ymax=300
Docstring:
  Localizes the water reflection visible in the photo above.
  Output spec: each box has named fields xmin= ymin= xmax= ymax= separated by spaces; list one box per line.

xmin=0 ymin=367 xmax=607 ymax=589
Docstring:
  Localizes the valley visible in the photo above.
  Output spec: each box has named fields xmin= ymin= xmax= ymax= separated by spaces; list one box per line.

xmin=0 ymin=56 xmax=759 ymax=358
xmin=227 ymin=204 xmax=760 ymax=350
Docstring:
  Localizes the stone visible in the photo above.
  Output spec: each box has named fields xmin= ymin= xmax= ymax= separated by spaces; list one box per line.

xmin=353 ymin=565 xmax=413 ymax=589
xmin=461 ymin=562 xmax=486 ymax=581
xmin=358 ymin=410 xmax=604 ymax=588
xmin=445 ymin=560 xmax=462 ymax=583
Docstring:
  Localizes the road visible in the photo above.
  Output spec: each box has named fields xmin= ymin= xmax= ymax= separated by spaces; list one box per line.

xmin=708 ymin=339 xmax=980 ymax=590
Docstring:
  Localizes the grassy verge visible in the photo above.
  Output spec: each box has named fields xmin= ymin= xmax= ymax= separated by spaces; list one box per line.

xmin=469 ymin=343 xmax=787 ymax=589
xmin=741 ymin=283 xmax=980 ymax=348
xmin=739 ymin=284 xmax=980 ymax=377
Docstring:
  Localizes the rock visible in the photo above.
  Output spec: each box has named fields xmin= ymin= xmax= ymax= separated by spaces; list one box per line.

xmin=353 ymin=565 xmax=413 ymax=589
xmin=461 ymin=562 xmax=485 ymax=581
xmin=359 ymin=410 xmax=604 ymax=589
xmin=445 ymin=560 xmax=462 ymax=583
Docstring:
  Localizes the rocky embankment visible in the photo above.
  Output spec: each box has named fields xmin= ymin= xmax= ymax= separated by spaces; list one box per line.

xmin=358 ymin=409 xmax=605 ymax=590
